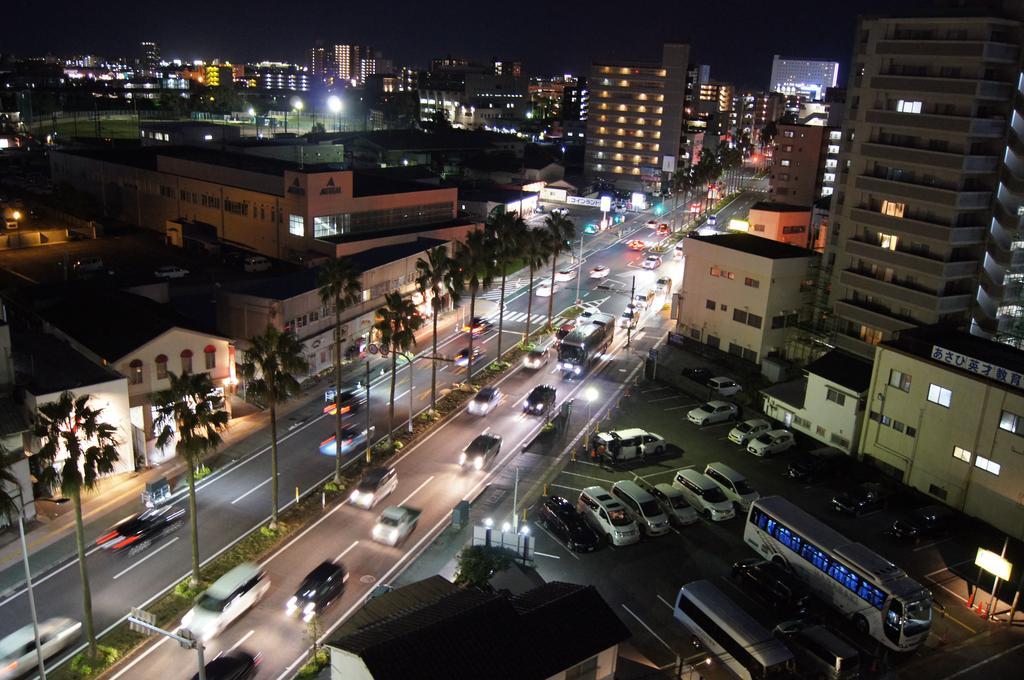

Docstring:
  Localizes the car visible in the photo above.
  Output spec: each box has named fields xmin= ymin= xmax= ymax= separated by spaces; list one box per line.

xmin=555 ymin=322 xmax=576 ymax=344
xmin=154 ymin=265 xmax=189 ymax=279
xmin=594 ymin=428 xmax=666 ymax=464
xmin=787 ymin=449 xmax=846 ymax=482
xmin=95 ymin=506 xmax=186 ymax=556
xmin=707 ymin=376 xmax=742 ymax=396
xmin=650 ymin=483 xmax=699 ymax=525
xmin=888 ymin=505 xmax=956 ymax=541
xmin=463 ymin=316 xmax=493 ymax=336
xmin=0 ymin=617 xmax=81 ymax=680
xmin=633 ymin=289 xmax=656 ymax=309
xmin=468 ymin=387 xmax=502 ymax=415
xmin=832 ymin=482 xmax=891 ymax=515
xmin=349 ymin=467 xmax=398 ymax=509
xmin=583 ymin=223 xmax=599 ymax=234
xmin=181 ymin=563 xmax=270 ymax=642
xmin=319 ymin=425 xmax=374 ymax=457
xmin=523 ymin=347 xmax=550 ymax=369
xmin=551 ymin=207 xmax=569 ymax=217
xmin=687 ymin=400 xmax=739 ymax=426
xmin=732 ymin=558 xmax=813 ymax=618
xmin=655 ymin=276 xmax=672 ymax=293
xmin=674 ymin=242 xmax=684 ymax=259
xmin=242 ymin=255 xmax=272 ymax=273
xmin=646 ymin=220 xmax=658 ymax=229
xmin=555 ymin=267 xmax=577 ymax=282
xmin=656 ymin=223 xmax=671 ymax=235
xmin=372 ymin=506 xmax=421 ymax=546
xmin=536 ymin=496 xmax=602 ymax=552
xmin=728 ymin=419 xmax=773 ymax=445
xmin=523 ymin=384 xmax=557 ymax=416
xmin=286 ymin=561 xmax=348 ymax=622
xmin=535 ymin=281 xmax=558 ymax=297
xmin=589 ymin=265 xmax=610 ymax=279
xmin=747 ymin=429 xmax=796 ymax=457
xmin=454 ymin=346 xmax=483 ymax=367
xmin=460 ymin=433 xmax=502 ymax=470
xmin=618 ymin=307 xmax=638 ymax=329
xmin=707 ymin=214 xmax=718 ymax=227
xmin=627 ymin=240 xmax=647 ymax=251
xmin=642 ymin=255 xmax=662 ymax=269
xmin=189 ymin=650 xmax=260 ymax=680
xmin=681 ymin=366 xmax=713 ymax=384
xmin=72 ymin=257 xmax=104 ymax=275
xmin=322 ymin=387 xmax=367 ymax=415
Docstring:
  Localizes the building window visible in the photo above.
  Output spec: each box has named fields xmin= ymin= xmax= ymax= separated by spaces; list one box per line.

xmin=706 ymin=299 xmax=716 ymax=310
xmin=181 ymin=349 xmax=193 ymax=374
xmin=999 ymin=410 xmax=1024 ymax=435
xmin=289 ymin=214 xmax=305 ymax=236
xmin=782 ymin=226 xmax=805 ymax=234
xmin=953 ymin=446 xmax=971 ymax=463
xmin=881 ymin=201 xmax=905 ymax=218
xmin=859 ymin=325 xmax=882 ymax=345
xmin=204 ymin=345 xmax=217 ymax=370
xmin=783 ymin=130 xmax=795 ymax=138
xmin=155 ymin=354 xmax=168 ymax=380
xmin=710 ymin=266 xmax=721 ymax=277
xmin=747 ymin=314 xmax=762 ymax=329
xmin=129 ymin=359 xmax=143 ymax=385
xmin=975 ymin=455 xmax=1001 ymax=475
xmin=927 ymin=383 xmax=952 ymax=407
xmin=888 ymin=370 xmax=911 ymax=392
xmin=744 ymin=277 xmax=760 ymax=288
xmin=826 ymin=388 xmax=846 ymax=406
xmin=906 ymin=426 xmax=917 ymax=437
xmin=897 ymin=99 xmax=923 ymax=113
xmin=879 ymin=232 xmax=899 ymax=251
xmin=733 ymin=309 xmax=748 ymax=324
xmin=780 ymin=160 xmax=791 ymax=167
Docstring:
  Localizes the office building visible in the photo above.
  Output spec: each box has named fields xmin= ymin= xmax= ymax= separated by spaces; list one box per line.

xmin=770 ymin=123 xmax=841 ymax=205
xmin=769 ymin=55 xmax=839 ymax=101
xmin=561 ymin=76 xmax=589 ymax=122
xmin=244 ymin=62 xmax=310 ymax=92
xmin=824 ymin=14 xmax=1023 ymax=357
xmin=734 ymin=91 xmax=786 ymax=147
xmin=418 ymin=58 xmax=529 ymax=130
xmin=585 ymin=43 xmax=690 ymax=193
xmin=140 ymin=41 xmax=160 ymax=70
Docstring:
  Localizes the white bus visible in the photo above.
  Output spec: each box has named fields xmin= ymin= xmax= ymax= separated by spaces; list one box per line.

xmin=744 ymin=496 xmax=931 ymax=652
xmin=674 ymin=580 xmax=795 ymax=680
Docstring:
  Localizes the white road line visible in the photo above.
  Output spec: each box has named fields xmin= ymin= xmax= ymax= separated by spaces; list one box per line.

xmin=559 ymin=470 xmax=614 ymax=482
xmin=621 ymin=603 xmax=675 ymax=653
xmin=648 ymin=395 xmax=682 ymax=403
xmin=532 ymin=523 xmax=580 ymax=561
xmin=108 ymin=636 xmax=169 ymax=679
xmin=261 ymin=502 xmax=347 ymax=569
xmin=913 ymin=538 xmax=953 ymax=552
xmin=638 ymin=470 xmax=675 ymax=480
xmin=938 ymin=641 xmax=1024 ymax=679
xmin=227 ymin=629 xmax=255 ymax=653
xmin=534 ymin=551 xmax=561 ymax=559
xmin=663 ymin=405 xmax=693 ymax=411
xmin=230 ymin=476 xmax=271 ymax=505
xmin=924 ymin=558 xmax=974 ymax=578
xmin=112 ymin=537 xmax=180 ymax=580
xmin=399 ymin=476 xmax=434 ymax=506
xmin=335 ymin=540 xmax=359 ymax=563
xmin=550 ymin=483 xmax=582 ymax=492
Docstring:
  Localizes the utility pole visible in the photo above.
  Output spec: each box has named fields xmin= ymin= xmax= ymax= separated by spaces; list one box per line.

xmin=574 ymin=229 xmax=584 ymax=305
xmin=364 ymin=361 xmax=372 ymax=462
xmin=627 ymin=275 xmax=636 ymax=349
xmin=14 ymin=489 xmax=45 ymax=680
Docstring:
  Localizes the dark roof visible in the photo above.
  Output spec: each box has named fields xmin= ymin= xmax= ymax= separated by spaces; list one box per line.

xmin=351 ymin=172 xmax=449 ymax=198
xmin=805 ymin=350 xmax=872 ymax=392
xmin=888 ymin=324 xmax=1024 ymax=387
xmin=360 ymin=165 xmax=440 ymax=183
xmin=751 ymin=201 xmax=812 ymax=213
xmin=328 ymin=581 xmax=629 ymax=680
xmin=462 ymin=148 xmax=558 ymax=173
xmin=761 ymin=377 xmax=807 ymax=409
xmin=457 ymin=186 xmax=539 ymax=203
xmin=338 ymin=576 xmax=459 ymax=636
xmin=12 ymin=332 xmax=124 ymax=395
xmin=224 ymin=238 xmax=447 ymax=301
xmin=330 ymin=129 xmax=504 ymax=152
xmin=57 ymin=145 xmax=344 ymax=178
xmin=689 ymin=233 xmax=814 ymax=259
xmin=0 ymin=395 xmax=28 ymax=439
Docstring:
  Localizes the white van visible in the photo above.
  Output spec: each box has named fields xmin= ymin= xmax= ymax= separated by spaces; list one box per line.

xmin=707 ymin=377 xmax=742 ymax=396
xmin=703 ymin=462 xmax=760 ymax=511
xmin=672 ymin=469 xmax=735 ymax=521
xmin=610 ymin=480 xmax=671 ymax=536
xmin=180 ymin=562 xmax=270 ymax=642
xmin=594 ymin=428 xmax=666 ymax=464
xmin=577 ymin=486 xmax=640 ymax=546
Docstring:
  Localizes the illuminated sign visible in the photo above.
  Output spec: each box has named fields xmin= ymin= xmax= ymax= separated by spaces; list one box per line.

xmin=600 ymin=196 xmax=612 ymax=213
xmin=975 ymin=548 xmax=1012 ymax=581
xmin=932 ymin=345 xmax=1024 ymax=390
xmin=631 ymin=193 xmax=648 ymax=211
xmin=728 ymin=219 xmax=749 ymax=232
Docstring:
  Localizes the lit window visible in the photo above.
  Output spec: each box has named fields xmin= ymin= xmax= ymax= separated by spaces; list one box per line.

xmin=999 ymin=410 xmax=1024 ymax=435
xmin=744 ymin=277 xmax=760 ymax=288
xmin=897 ymin=100 xmax=923 ymax=114
xmin=881 ymin=201 xmax=905 ymax=218
xmin=828 ymin=145 xmax=840 ymax=154
xmin=928 ymin=383 xmax=952 ymax=407
xmin=783 ymin=130 xmax=795 ymax=138
xmin=888 ymin=370 xmax=911 ymax=392
xmin=289 ymin=214 xmax=305 ymax=236
xmin=975 ymin=455 xmax=1001 ymax=475
xmin=780 ymin=160 xmax=791 ymax=167
xmin=826 ymin=388 xmax=846 ymax=406
xmin=824 ymin=159 xmax=838 ymax=168
xmin=953 ymin=446 xmax=971 ymax=463
xmin=879 ymin=233 xmax=899 ymax=250
xmin=823 ymin=173 xmax=836 ymax=182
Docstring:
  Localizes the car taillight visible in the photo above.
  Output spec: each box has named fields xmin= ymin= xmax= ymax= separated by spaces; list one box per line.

xmin=112 ymin=535 xmax=140 ymax=550
xmin=96 ymin=530 xmax=119 ymax=545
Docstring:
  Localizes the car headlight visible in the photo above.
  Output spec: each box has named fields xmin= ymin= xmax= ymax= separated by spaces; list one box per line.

xmin=286 ymin=596 xmax=298 ymax=615
xmin=459 ymin=452 xmax=467 ymax=465
xmin=350 ymin=490 xmax=360 ymax=502
xmin=302 ymin=602 xmax=316 ymax=623
xmin=574 ymin=366 xmax=581 ymax=374
xmin=474 ymin=457 xmax=484 ymax=470
xmin=524 ymin=402 xmax=531 ymax=409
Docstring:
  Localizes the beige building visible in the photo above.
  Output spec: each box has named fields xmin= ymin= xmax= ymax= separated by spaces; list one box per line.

xmin=675 ymin=234 xmax=816 ymax=364
xmin=770 ymin=123 xmax=839 ymax=206
xmin=861 ymin=325 xmax=1024 ymax=539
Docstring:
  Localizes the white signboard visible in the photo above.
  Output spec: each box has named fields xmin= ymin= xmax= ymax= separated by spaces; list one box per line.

xmin=599 ymin=195 xmax=612 ymax=213
xmin=662 ymin=155 xmax=677 ymax=173
xmin=976 ymin=547 xmax=1012 ymax=581
xmin=631 ymin=192 xmax=648 ymax=211
xmin=932 ymin=345 xmax=1024 ymax=389
xmin=567 ymin=196 xmax=601 ymax=207
xmin=541 ymin=187 xmax=567 ymax=202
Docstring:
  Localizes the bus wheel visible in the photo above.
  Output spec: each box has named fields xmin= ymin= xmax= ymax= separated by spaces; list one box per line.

xmin=853 ymin=614 xmax=869 ymax=634
xmin=771 ymin=555 xmax=786 ymax=568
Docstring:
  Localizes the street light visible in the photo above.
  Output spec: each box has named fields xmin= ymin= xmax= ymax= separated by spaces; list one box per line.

xmin=584 ymin=386 xmax=598 ymax=420
xmin=12 ymin=487 xmax=47 ymax=679
xmin=327 ymin=95 xmax=343 ymax=133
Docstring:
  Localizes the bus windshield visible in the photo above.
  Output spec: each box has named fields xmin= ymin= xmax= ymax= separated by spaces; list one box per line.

xmin=903 ymin=595 xmax=932 ymax=636
xmin=559 ymin=345 xmax=585 ymax=363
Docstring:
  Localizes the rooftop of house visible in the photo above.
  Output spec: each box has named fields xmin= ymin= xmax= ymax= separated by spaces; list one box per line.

xmin=761 ymin=377 xmax=808 ymax=410
xmin=56 ymin=145 xmax=344 ymax=178
xmin=326 ymin=129 xmax=508 ymax=152
xmin=888 ymin=324 xmax=1024 ymax=388
xmin=461 ymin=147 xmax=559 ymax=173
xmin=805 ymin=350 xmax=873 ymax=393
xmin=351 ymin=172 xmax=451 ymax=198
xmin=12 ymin=331 xmax=124 ymax=396
xmin=688 ymin=233 xmax=814 ymax=259
xmin=750 ymin=201 xmax=812 ymax=213
xmin=456 ymin=186 xmax=539 ymax=203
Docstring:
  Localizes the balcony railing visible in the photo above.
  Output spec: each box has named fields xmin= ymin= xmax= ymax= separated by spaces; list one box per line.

xmin=864 ymin=109 xmax=1005 ymax=137
xmin=844 ymin=238 xmax=979 ymax=279
xmin=839 ymin=269 xmax=973 ymax=314
xmin=854 ymin=175 xmax=991 ymax=209
xmin=848 ymin=208 xmax=987 ymax=244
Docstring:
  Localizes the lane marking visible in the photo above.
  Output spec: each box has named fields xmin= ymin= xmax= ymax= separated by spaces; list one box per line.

xmin=335 ymin=541 xmax=359 ymax=563
xmin=230 ymin=477 xmax=271 ymax=505
xmin=112 ymin=537 xmax=180 ymax=580
xmin=656 ymin=594 xmax=674 ymax=610
xmin=924 ymin=559 xmax=973 ymax=578
xmin=621 ymin=603 xmax=675 ymax=653
xmin=550 ymin=483 xmax=582 ymax=492
xmin=108 ymin=636 xmax=169 ymax=679
xmin=399 ymin=476 xmax=434 ymax=506
xmin=534 ymin=551 xmax=561 ymax=559
xmin=648 ymin=395 xmax=682 ymax=403
xmin=938 ymin=640 xmax=1024 ymax=679
xmin=227 ymin=629 xmax=255 ymax=653
xmin=532 ymin=523 xmax=580 ymax=561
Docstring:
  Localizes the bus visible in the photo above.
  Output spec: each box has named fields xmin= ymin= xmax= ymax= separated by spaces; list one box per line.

xmin=673 ymin=580 xmax=795 ymax=680
xmin=744 ymin=496 xmax=931 ymax=652
xmin=557 ymin=313 xmax=615 ymax=377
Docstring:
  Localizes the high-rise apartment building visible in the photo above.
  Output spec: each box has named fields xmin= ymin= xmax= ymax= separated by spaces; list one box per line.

xmin=308 ymin=46 xmax=330 ymax=80
xmin=140 ymin=41 xmax=160 ymax=70
xmin=769 ymin=55 xmax=839 ymax=101
xmin=825 ymin=13 xmax=1024 ymax=357
xmin=770 ymin=123 xmax=841 ymax=206
xmin=585 ymin=43 xmax=690 ymax=193
xmin=561 ymin=77 xmax=589 ymax=122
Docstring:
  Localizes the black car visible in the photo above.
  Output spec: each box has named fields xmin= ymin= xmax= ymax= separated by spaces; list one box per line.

xmin=523 ymin=385 xmax=557 ymax=415
xmin=681 ymin=367 xmax=713 ymax=384
xmin=787 ymin=450 xmax=845 ymax=483
xmin=537 ymin=496 xmax=601 ymax=552
xmin=95 ymin=506 xmax=186 ymax=555
xmin=732 ymin=558 xmax=813 ymax=617
xmin=323 ymin=386 xmax=367 ymax=415
xmin=889 ymin=505 xmax=955 ymax=541
xmin=190 ymin=650 xmax=259 ymax=680
xmin=286 ymin=561 xmax=348 ymax=622
xmin=464 ymin=316 xmax=494 ymax=336
xmin=832 ymin=482 xmax=891 ymax=515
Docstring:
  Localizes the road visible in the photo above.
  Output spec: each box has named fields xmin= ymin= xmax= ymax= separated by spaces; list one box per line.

xmin=1 ymin=187 xmax=767 ymax=679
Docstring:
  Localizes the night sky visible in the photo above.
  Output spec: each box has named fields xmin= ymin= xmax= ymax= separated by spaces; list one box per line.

xmin=8 ymin=0 xmax=933 ymax=88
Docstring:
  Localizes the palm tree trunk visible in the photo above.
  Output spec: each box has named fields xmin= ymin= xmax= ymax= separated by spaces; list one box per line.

xmin=73 ymin=491 xmax=97 ymax=658
xmin=524 ymin=265 xmax=535 ymax=343
xmin=187 ymin=464 xmax=200 ymax=588
xmin=429 ymin=308 xmax=439 ymax=412
xmin=546 ymin=258 xmax=557 ymax=329
xmin=269 ymin=403 xmax=279 ymax=528
xmin=466 ymin=287 xmax=477 ymax=379
xmin=496 ymin=271 xmax=507 ymax=359
xmin=388 ymin=351 xmax=397 ymax=439
xmin=333 ymin=300 xmax=343 ymax=484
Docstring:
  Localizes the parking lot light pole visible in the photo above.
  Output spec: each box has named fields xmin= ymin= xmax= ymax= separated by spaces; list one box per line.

xmin=13 ymin=487 xmax=46 ymax=680
xmin=584 ymin=386 xmax=598 ymax=421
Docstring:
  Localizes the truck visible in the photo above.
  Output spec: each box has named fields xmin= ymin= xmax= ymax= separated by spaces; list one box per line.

xmin=558 ymin=312 xmax=615 ymax=377
xmin=460 ymin=433 xmax=502 ymax=470
xmin=371 ymin=506 xmax=421 ymax=546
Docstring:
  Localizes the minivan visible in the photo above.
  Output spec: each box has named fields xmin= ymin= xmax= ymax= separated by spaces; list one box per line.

xmin=672 ymin=469 xmax=735 ymax=521
xmin=349 ymin=467 xmax=398 ymax=509
xmin=707 ymin=377 xmax=742 ymax=396
xmin=610 ymin=480 xmax=671 ymax=536
xmin=181 ymin=562 xmax=270 ymax=642
xmin=703 ymin=462 xmax=760 ymax=510
xmin=576 ymin=486 xmax=640 ymax=546
xmin=775 ymin=621 xmax=861 ymax=680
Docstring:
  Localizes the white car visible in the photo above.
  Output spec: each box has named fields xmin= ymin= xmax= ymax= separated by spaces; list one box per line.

xmin=618 ymin=307 xmax=638 ymax=329
xmin=523 ymin=347 xmax=550 ymax=369
xmin=589 ymin=265 xmax=610 ymax=279
xmin=180 ymin=563 xmax=269 ymax=643
xmin=551 ymin=207 xmax=569 ymax=217
xmin=728 ymin=419 xmax=772 ymax=445
xmin=0 ymin=617 xmax=81 ymax=680
xmin=747 ymin=429 xmax=797 ymax=457
xmin=650 ymin=483 xmax=699 ymax=526
xmin=154 ymin=265 xmax=189 ymax=279
xmin=687 ymin=401 xmax=739 ymax=426
xmin=708 ymin=376 xmax=743 ymax=397
xmin=535 ymin=281 xmax=558 ymax=297
xmin=642 ymin=255 xmax=662 ymax=269
xmin=468 ymin=387 xmax=502 ymax=415
xmin=555 ymin=267 xmax=577 ymax=282
xmin=646 ymin=220 xmax=658 ymax=229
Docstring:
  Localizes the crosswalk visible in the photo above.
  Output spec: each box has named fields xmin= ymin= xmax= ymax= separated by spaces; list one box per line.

xmin=484 ymin=310 xmax=569 ymax=327
xmin=479 ymin=278 xmax=530 ymax=302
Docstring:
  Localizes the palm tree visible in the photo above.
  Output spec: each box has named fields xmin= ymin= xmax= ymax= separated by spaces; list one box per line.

xmin=33 ymin=392 xmax=120 ymax=658
xmin=485 ymin=211 xmax=527 ymax=360
xmin=152 ymin=372 xmax=229 ymax=588
xmin=317 ymin=259 xmax=363 ymax=484
xmin=238 ymin=326 xmax=309 ymax=528
xmin=415 ymin=245 xmax=458 ymax=413
xmin=523 ymin=229 xmax=554 ymax=343
xmin=670 ymin=168 xmax=695 ymax=230
xmin=544 ymin=213 xmax=576 ymax=328
xmin=0 ymin=447 xmax=20 ymax=529
xmin=453 ymin=229 xmax=495 ymax=379
xmin=374 ymin=292 xmax=423 ymax=442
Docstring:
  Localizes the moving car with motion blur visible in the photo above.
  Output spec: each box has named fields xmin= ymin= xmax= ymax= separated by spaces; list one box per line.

xmin=642 ymin=254 xmax=662 ymax=269
xmin=468 ymin=387 xmax=502 ymax=416
xmin=463 ymin=317 xmax=493 ymax=336
xmin=372 ymin=506 xmax=421 ymax=546
xmin=535 ymin=281 xmax=558 ymax=297
xmin=96 ymin=506 xmax=186 ymax=556
xmin=0 ymin=618 xmax=81 ymax=680
xmin=454 ymin=347 xmax=483 ymax=367
xmin=589 ymin=265 xmax=610 ymax=279
xmin=522 ymin=347 xmax=550 ymax=369
xmin=523 ymin=385 xmax=557 ymax=416
xmin=460 ymin=433 xmax=502 ymax=470
xmin=322 ymin=386 xmax=367 ymax=415
xmin=180 ymin=563 xmax=270 ymax=643
xmin=555 ymin=267 xmax=577 ymax=282
xmin=627 ymin=240 xmax=647 ymax=251
xmin=189 ymin=650 xmax=260 ymax=680
xmin=319 ymin=425 xmax=374 ymax=457
xmin=350 ymin=467 xmax=398 ymax=509
xmin=286 ymin=561 xmax=348 ymax=623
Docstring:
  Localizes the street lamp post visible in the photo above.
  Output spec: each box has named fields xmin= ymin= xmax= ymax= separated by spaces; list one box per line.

xmin=574 ymin=229 xmax=585 ymax=305
xmin=327 ymin=95 xmax=343 ymax=133
xmin=584 ymin=386 xmax=598 ymax=421
xmin=13 ymin=487 xmax=47 ymax=680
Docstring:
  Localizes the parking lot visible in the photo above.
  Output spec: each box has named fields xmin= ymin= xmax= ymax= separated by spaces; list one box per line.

xmin=524 ymin=366 xmax=1023 ymax=678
